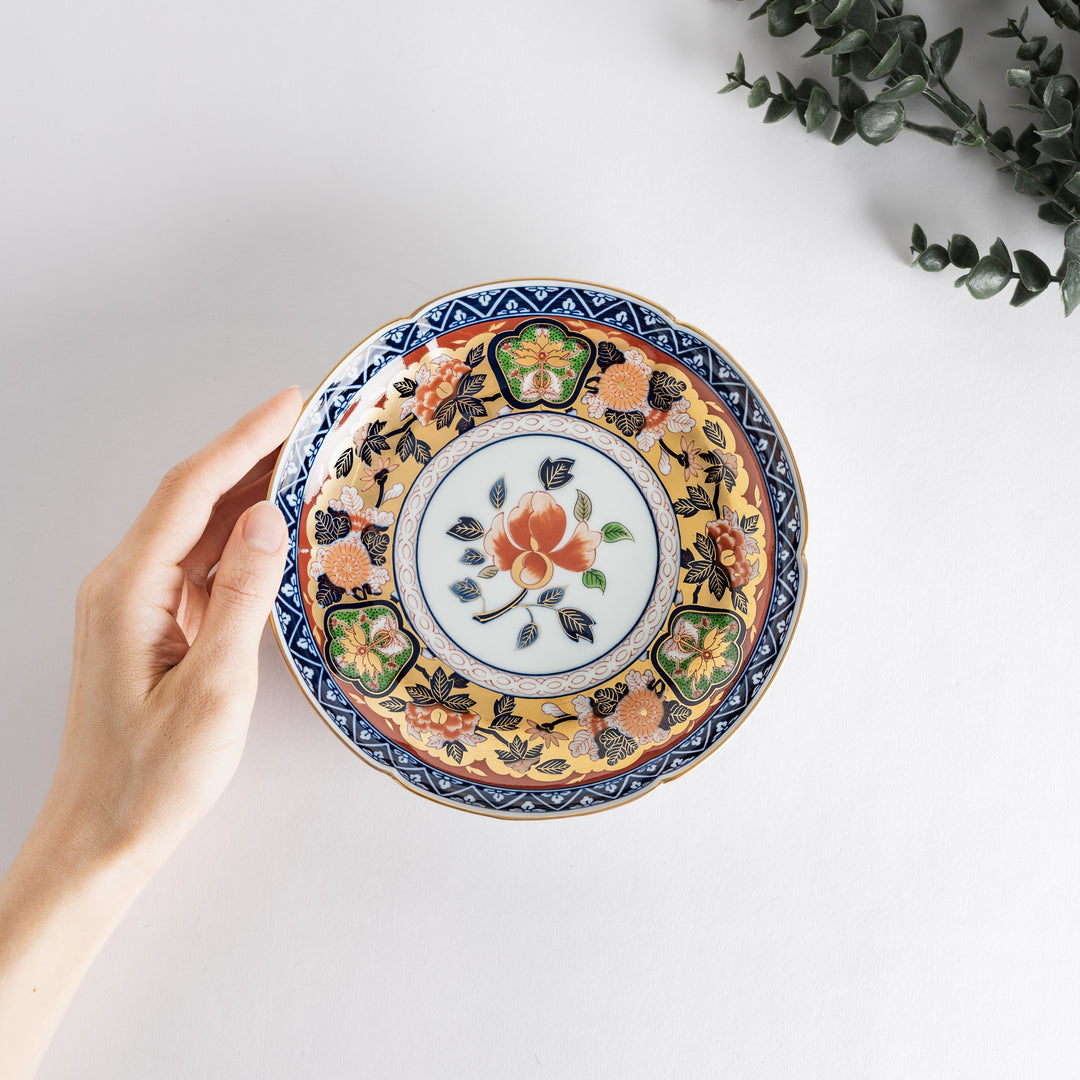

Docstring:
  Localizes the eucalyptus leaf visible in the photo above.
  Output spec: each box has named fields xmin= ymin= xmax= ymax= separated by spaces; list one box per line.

xmin=805 ymin=86 xmax=832 ymax=132
xmin=875 ymin=75 xmax=927 ymax=101
xmin=822 ymin=0 xmax=853 ymax=27
xmin=966 ymin=256 xmax=1012 ymax=299
xmin=948 ymin=233 xmax=980 ymax=268
xmin=725 ymin=0 xmax=1080 ymax=317
xmin=867 ymin=36 xmax=902 ymax=79
xmin=767 ymin=0 xmax=806 ymax=37
xmin=1014 ymin=248 xmax=1052 ymax=290
xmin=854 ymin=100 xmax=905 ymax=144
xmin=990 ymin=237 xmax=1013 ymax=272
xmin=930 ymin=27 xmax=964 ymax=76
xmin=1063 ymin=257 xmax=1080 ymax=316
xmin=822 ymin=29 xmax=870 ymax=55
xmin=747 ymin=76 xmax=772 ymax=108
xmin=917 ymin=244 xmax=950 ymax=271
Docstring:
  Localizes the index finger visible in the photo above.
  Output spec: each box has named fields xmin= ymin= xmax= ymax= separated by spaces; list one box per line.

xmin=121 ymin=386 xmax=303 ymax=567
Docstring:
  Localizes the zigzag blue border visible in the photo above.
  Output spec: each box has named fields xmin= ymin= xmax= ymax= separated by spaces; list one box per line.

xmin=271 ymin=283 xmax=805 ymax=816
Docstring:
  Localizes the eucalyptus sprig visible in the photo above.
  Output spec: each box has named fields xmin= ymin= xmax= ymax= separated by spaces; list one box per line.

xmin=721 ymin=0 xmax=1080 ymax=315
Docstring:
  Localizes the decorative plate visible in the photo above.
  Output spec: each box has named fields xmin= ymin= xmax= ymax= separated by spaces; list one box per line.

xmin=269 ymin=280 xmax=806 ymax=817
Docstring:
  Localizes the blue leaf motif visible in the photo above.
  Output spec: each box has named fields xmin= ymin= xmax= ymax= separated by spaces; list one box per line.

xmin=489 ymin=476 xmax=506 ymax=509
xmin=447 ymin=516 xmax=484 ymax=541
xmin=314 ymin=508 xmax=350 ymax=546
xmin=517 ymin=622 xmax=539 ymax=649
xmin=461 ymin=548 xmax=485 ymax=565
xmin=537 ymin=587 xmax=565 ymax=606
xmin=450 ymin=579 xmax=481 ymax=602
xmin=539 ymin=457 xmax=574 ymax=491
xmin=557 ymin=607 xmax=595 ymax=643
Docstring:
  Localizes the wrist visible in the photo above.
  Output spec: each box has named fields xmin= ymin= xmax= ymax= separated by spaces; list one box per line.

xmin=22 ymin=788 xmax=158 ymax=905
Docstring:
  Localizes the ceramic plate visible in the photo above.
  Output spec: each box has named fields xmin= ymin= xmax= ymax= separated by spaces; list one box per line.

xmin=269 ymin=280 xmax=806 ymax=817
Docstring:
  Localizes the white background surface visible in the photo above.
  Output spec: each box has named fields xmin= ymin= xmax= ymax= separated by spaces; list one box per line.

xmin=2 ymin=1 xmax=1078 ymax=1076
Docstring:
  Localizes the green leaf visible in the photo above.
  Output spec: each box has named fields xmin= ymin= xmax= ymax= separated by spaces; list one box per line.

xmin=897 ymin=41 xmax=931 ymax=81
xmin=1006 ymin=68 xmax=1032 ymax=87
xmin=804 ymin=86 xmax=832 ymax=132
xmin=831 ymin=117 xmax=857 ymax=144
xmin=767 ymin=0 xmax=806 ymax=36
xmin=747 ymin=76 xmax=772 ymax=108
xmin=1014 ymin=249 xmax=1052 ymax=291
xmin=1010 ymin=280 xmax=1042 ymax=307
xmin=764 ymin=97 xmax=796 ymax=123
xmin=1065 ymin=222 xmax=1080 ymax=253
xmin=948 ymin=233 xmax=980 ymax=268
xmin=823 ymin=29 xmax=869 ymax=55
xmin=1042 ymin=43 xmax=1064 ymax=76
xmin=1016 ymin=36 xmax=1047 ymax=60
xmin=582 ymin=569 xmax=606 ymax=593
xmin=854 ymin=100 xmax=905 ymax=144
xmin=1063 ymin=258 xmax=1080 ymax=316
xmin=966 ymin=256 xmax=1012 ymax=299
xmin=846 ymin=0 xmax=877 ymax=35
xmin=838 ymin=75 xmax=869 ymax=120
xmin=1039 ymin=201 xmax=1076 ymax=226
xmin=875 ymin=74 xmax=927 ymax=101
xmin=1036 ymin=136 xmax=1077 ymax=162
xmin=776 ymin=71 xmax=797 ymax=102
xmin=867 ymin=35 xmax=902 ymax=79
xmin=878 ymin=14 xmax=927 ymax=48
xmin=930 ymin=27 xmax=963 ymax=77
xmin=822 ymin=0 xmax=853 ymax=26
xmin=990 ymin=237 xmax=1012 ymax=272
xmin=601 ymin=522 xmax=634 ymax=543
xmin=910 ymin=223 xmax=928 ymax=253
xmin=735 ymin=52 xmax=745 ymax=82
xmin=917 ymin=244 xmax=950 ymax=271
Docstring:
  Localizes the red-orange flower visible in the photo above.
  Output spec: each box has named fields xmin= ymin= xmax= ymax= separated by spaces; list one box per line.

xmin=706 ymin=506 xmax=760 ymax=589
xmin=404 ymin=703 xmax=481 ymax=748
xmin=483 ymin=491 xmax=601 ymax=590
xmin=408 ymin=355 xmax=471 ymax=426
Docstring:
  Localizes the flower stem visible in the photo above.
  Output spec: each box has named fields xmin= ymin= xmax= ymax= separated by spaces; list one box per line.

xmin=473 ymin=587 xmax=528 ymax=624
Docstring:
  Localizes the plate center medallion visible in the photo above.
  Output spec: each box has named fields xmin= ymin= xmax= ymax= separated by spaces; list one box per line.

xmin=394 ymin=413 xmax=680 ymax=697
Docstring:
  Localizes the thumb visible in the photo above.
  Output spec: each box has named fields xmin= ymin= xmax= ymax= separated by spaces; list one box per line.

xmin=189 ymin=500 xmax=288 ymax=690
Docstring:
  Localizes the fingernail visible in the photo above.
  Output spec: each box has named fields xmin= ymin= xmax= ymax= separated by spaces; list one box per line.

xmin=244 ymin=501 xmax=286 ymax=552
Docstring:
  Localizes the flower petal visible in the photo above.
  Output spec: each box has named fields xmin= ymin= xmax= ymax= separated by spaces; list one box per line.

xmin=484 ymin=512 xmax=523 ymax=570
xmin=523 ymin=491 xmax=567 ymax=553
xmin=550 ymin=519 xmax=601 ymax=572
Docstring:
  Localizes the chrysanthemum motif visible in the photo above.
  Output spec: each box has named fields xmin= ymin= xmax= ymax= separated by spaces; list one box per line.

xmin=309 ymin=537 xmax=390 ymax=592
xmin=611 ymin=669 xmax=666 ymax=743
xmin=584 ymin=350 xmax=653 ymax=418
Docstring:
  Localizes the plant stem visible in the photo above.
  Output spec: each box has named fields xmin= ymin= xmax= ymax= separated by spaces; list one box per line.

xmin=473 ymin=587 xmax=528 ymax=624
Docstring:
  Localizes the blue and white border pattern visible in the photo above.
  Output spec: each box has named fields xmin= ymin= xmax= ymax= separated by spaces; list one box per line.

xmin=270 ymin=281 xmax=806 ymax=817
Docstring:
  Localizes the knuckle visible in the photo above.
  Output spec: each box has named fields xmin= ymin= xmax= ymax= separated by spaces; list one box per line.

xmin=212 ymin=565 xmax=265 ymax=612
xmin=160 ymin=457 xmax=214 ymax=504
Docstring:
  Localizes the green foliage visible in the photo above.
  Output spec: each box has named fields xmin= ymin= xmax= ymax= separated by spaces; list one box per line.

xmin=722 ymin=0 xmax=1080 ymax=315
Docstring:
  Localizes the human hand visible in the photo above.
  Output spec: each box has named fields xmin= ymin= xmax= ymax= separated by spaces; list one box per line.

xmin=42 ymin=385 xmax=304 ymax=874
xmin=0 ymin=386 xmax=303 ymax=1077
